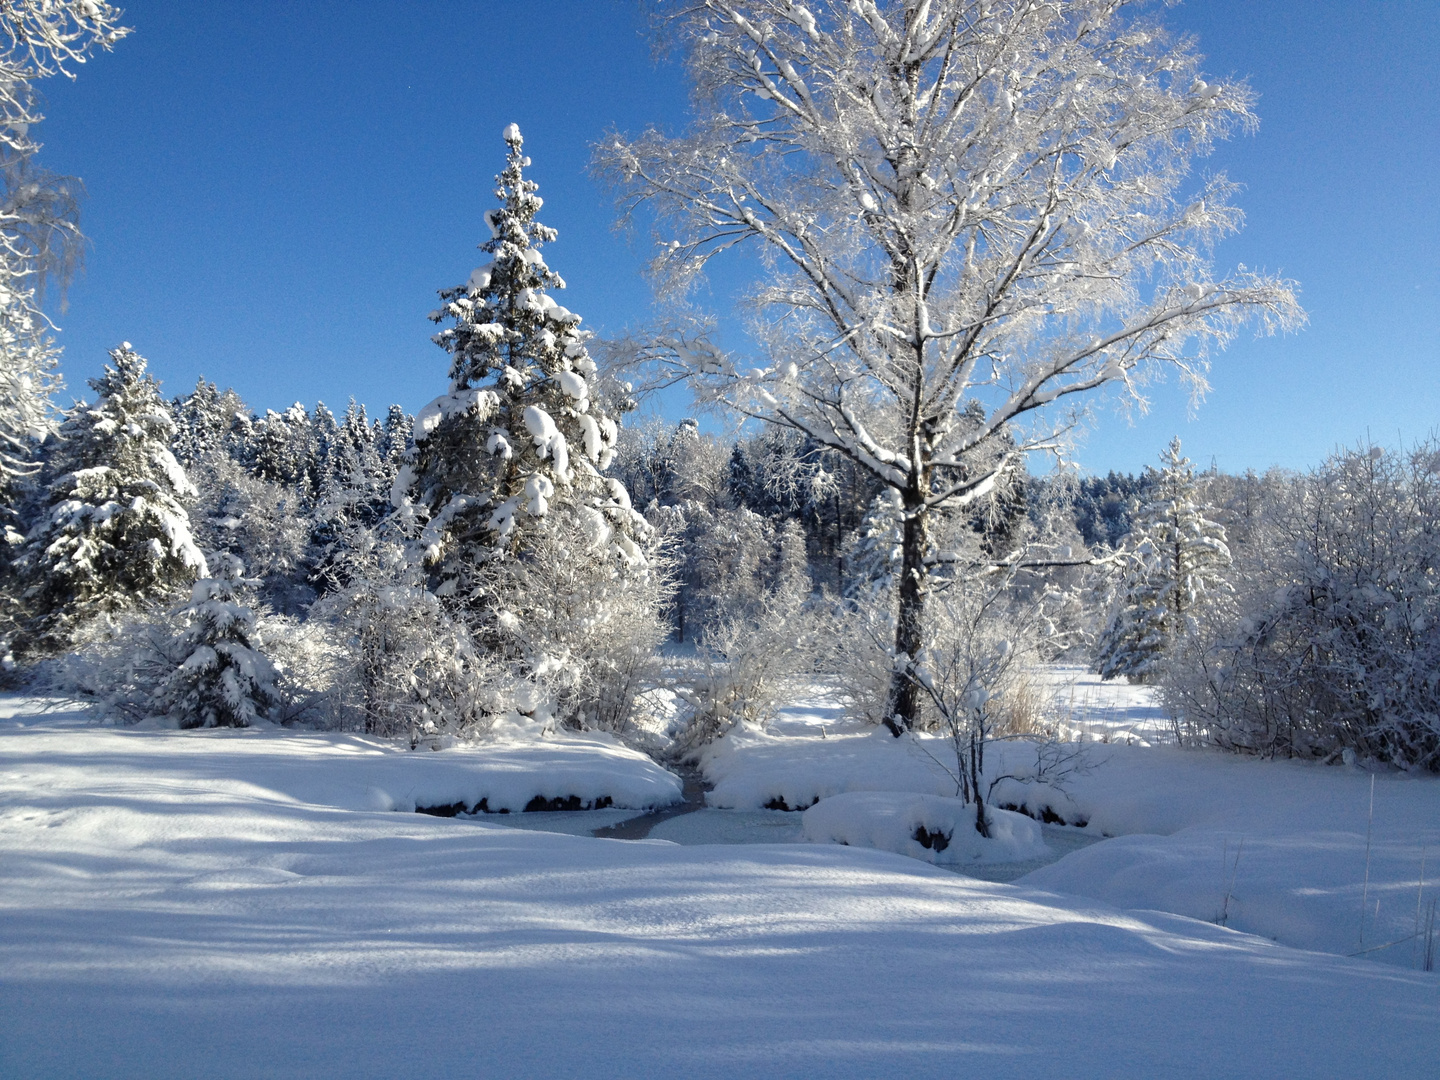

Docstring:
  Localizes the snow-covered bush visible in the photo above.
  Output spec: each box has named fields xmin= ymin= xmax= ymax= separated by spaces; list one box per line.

xmin=474 ymin=509 xmax=674 ymax=734
xmin=1164 ymin=442 xmax=1440 ymax=770
xmin=672 ymin=542 xmax=819 ymax=756
xmin=316 ymin=524 xmax=498 ymax=741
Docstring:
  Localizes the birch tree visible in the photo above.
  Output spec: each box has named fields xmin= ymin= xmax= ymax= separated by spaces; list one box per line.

xmin=0 ymin=1 xmax=127 ymax=490
xmin=596 ymin=0 xmax=1301 ymax=732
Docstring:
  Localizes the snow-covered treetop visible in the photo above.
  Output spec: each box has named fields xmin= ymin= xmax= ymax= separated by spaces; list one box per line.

xmin=431 ymin=123 xmax=582 ymax=395
xmin=403 ymin=127 xmax=643 ymax=574
xmin=61 ymin=343 xmax=192 ymax=498
xmin=600 ymin=0 xmax=1304 ymax=507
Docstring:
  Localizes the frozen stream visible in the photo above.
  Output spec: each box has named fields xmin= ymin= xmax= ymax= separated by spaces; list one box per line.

xmin=478 ymin=806 xmax=1102 ymax=882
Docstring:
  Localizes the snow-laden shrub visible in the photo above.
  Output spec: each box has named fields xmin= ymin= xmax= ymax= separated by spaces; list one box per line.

xmin=832 ymin=548 xmax=1083 ymax=835
xmin=248 ymin=610 xmax=348 ymax=728
xmin=1164 ymin=441 xmax=1440 ymax=770
xmin=672 ymin=558 xmax=820 ymax=757
xmin=476 ymin=509 xmax=674 ymax=734
xmin=316 ymin=526 xmax=498 ymax=741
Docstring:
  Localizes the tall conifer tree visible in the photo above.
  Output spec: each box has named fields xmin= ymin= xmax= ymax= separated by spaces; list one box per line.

xmin=397 ymin=125 xmax=646 ymax=612
xmin=19 ymin=344 xmax=206 ymax=650
xmin=1094 ymin=438 xmax=1231 ymax=682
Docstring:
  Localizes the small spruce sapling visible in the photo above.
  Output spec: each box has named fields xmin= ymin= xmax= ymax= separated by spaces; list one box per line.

xmin=150 ymin=553 xmax=280 ymax=728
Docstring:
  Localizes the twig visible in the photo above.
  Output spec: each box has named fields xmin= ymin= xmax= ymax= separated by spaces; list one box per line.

xmin=1414 ymin=846 xmax=1427 ymax=970
xmin=1218 ymin=838 xmax=1243 ymax=927
xmin=1360 ymin=773 xmax=1375 ymax=946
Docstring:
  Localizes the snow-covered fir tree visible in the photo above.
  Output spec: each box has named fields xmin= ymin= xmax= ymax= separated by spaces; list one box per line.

xmin=400 ymin=124 xmax=640 ymax=583
xmin=188 ymin=452 xmax=314 ymax=615
xmin=172 ymin=378 xmax=240 ymax=467
xmin=1094 ymin=438 xmax=1231 ymax=682
xmin=17 ymin=344 xmax=206 ymax=651
xmin=310 ymin=401 xmax=396 ymax=595
xmin=393 ymin=125 xmax=655 ymax=720
xmin=139 ymin=553 xmax=280 ymax=728
xmin=378 ymin=403 xmax=411 ymax=473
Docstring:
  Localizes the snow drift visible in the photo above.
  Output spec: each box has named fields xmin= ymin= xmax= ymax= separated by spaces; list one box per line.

xmin=802 ymin=791 xmax=1049 ymax=867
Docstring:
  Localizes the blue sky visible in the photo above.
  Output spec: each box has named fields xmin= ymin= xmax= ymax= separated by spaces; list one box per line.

xmin=35 ymin=1 xmax=1439 ymax=476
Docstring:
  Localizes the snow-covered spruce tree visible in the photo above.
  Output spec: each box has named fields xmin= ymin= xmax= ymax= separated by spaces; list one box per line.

xmin=63 ymin=553 xmax=284 ymax=728
xmin=137 ymin=553 xmax=280 ymax=728
xmin=187 ymin=451 xmax=314 ymax=616
xmin=17 ymin=344 xmax=206 ymax=652
xmin=250 ymin=404 xmax=318 ymax=494
xmin=394 ymin=125 xmax=655 ymax=724
xmin=598 ymin=0 xmax=1301 ymax=732
xmin=309 ymin=400 xmax=393 ymax=595
xmin=1094 ymin=438 xmax=1230 ymax=683
xmin=170 ymin=378 xmax=248 ymax=468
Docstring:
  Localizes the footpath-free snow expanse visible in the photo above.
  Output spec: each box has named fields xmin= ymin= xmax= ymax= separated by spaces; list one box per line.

xmin=1 ymin=696 xmax=1437 ymax=1078
xmin=707 ymin=671 xmax=1440 ymax=966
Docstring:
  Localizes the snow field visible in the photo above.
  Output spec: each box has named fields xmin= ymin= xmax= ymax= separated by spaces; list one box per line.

xmin=700 ymin=679 xmax=1440 ymax=968
xmin=1 ymin=699 xmax=1436 ymax=1078
xmin=1034 ymin=664 xmax=1175 ymax=745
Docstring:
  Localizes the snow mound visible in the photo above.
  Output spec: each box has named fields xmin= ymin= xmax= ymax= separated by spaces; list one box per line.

xmin=803 ymin=792 xmax=1049 ymax=866
xmin=702 ymin=723 xmax=955 ymax=809
xmin=0 ymin=701 xmax=684 ymax=819
xmin=362 ymin=732 xmax=683 ymax=815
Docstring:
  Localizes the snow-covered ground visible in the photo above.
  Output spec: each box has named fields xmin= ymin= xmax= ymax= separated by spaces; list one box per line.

xmin=698 ymin=675 xmax=1440 ymax=969
xmin=0 ymin=697 xmax=682 ymax=816
xmin=2 ymin=691 xmax=1437 ymax=1077
xmin=1035 ymin=663 xmax=1175 ymax=745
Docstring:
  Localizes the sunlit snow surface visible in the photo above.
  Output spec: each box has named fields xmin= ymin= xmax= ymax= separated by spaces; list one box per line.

xmin=697 ymin=675 xmax=1440 ymax=968
xmin=1 ymin=694 xmax=1437 ymax=1077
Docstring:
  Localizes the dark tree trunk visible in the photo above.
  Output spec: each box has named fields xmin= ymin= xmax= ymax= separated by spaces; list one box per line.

xmin=883 ymin=483 xmax=928 ymax=735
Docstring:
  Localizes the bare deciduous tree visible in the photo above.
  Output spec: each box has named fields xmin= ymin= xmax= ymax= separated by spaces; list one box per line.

xmin=597 ymin=0 xmax=1301 ymax=732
